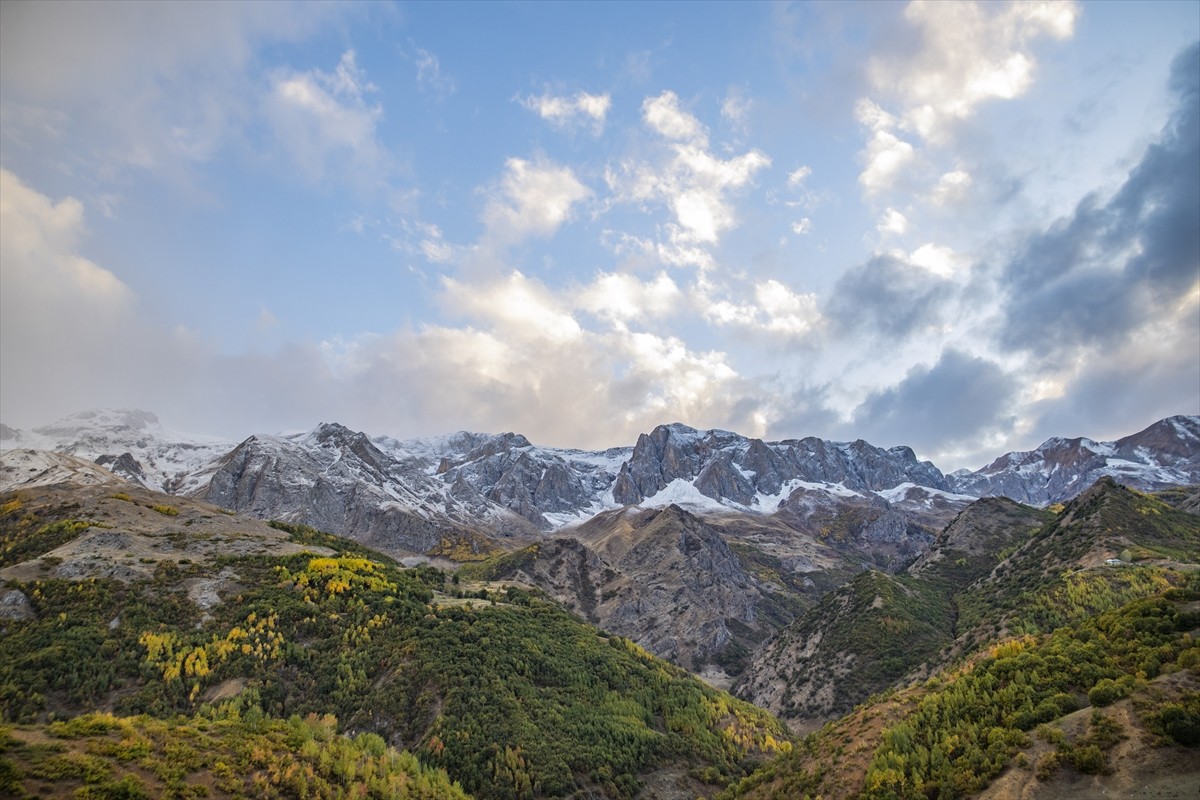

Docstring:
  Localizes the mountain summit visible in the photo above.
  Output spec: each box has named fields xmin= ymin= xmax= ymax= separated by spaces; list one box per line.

xmin=2 ymin=411 xmax=1197 ymax=553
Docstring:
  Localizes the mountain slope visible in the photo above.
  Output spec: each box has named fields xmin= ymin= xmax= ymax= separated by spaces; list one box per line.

xmin=2 ymin=710 xmax=471 ymax=800
xmin=721 ymin=584 xmax=1200 ymax=800
xmin=0 ymin=480 xmax=791 ymax=799
xmin=949 ymin=415 xmax=1200 ymax=505
xmin=195 ymin=423 xmax=513 ymax=560
xmin=0 ymin=409 xmax=232 ymax=494
xmin=463 ymin=504 xmax=837 ymax=680
xmin=736 ymin=480 xmax=1200 ymax=729
xmin=5 ymin=411 xmax=1197 ymax=546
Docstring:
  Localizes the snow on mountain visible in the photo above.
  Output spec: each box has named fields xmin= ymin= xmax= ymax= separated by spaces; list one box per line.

xmin=3 ymin=410 xmax=1197 ymax=553
xmin=611 ymin=423 xmax=951 ymax=510
xmin=0 ymin=409 xmax=232 ymax=493
xmin=948 ymin=415 xmax=1200 ymax=505
xmin=0 ymin=449 xmax=124 ymax=491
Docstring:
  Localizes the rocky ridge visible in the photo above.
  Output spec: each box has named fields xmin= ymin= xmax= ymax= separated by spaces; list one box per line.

xmin=2 ymin=411 xmax=1197 ymax=562
xmin=948 ymin=415 xmax=1200 ymax=505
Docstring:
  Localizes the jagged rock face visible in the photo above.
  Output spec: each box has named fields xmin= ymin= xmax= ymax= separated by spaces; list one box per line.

xmin=773 ymin=489 xmax=939 ymax=572
xmin=596 ymin=506 xmax=759 ymax=669
xmin=735 ymin=495 xmax=1052 ymax=728
xmin=0 ymin=588 xmax=35 ymax=620
xmin=6 ymin=408 xmax=1198 ymax=561
xmin=486 ymin=505 xmax=765 ymax=671
xmin=694 ymin=453 xmax=757 ymax=506
xmin=949 ymin=415 xmax=1200 ymax=505
xmin=199 ymin=425 xmax=506 ymax=557
xmin=486 ymin=538 xmax=608 ymax=623
xmin=787 ymin=438 xmax=950 ymax=493
xmin=431 ymin=434 xmax=623 ymax=529
xmin=612 ymin=423 xmax=951 ymax=508
xmin=613 ymin=425 xmax=726 ymax=504
xmin=94 ymin=452 xmax=148 ymax=485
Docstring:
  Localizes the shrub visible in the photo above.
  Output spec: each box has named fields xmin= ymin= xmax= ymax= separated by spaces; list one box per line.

xmin=1145 ymin=695 xmax=1200 ymax=746
xmin=1068 ymin=743 xmax=1106 ymax=774
xmin=1088 ymin=678 xmax=1125 ymax=707
xmin=1035 ymin=751 xmax=1059 ymax=780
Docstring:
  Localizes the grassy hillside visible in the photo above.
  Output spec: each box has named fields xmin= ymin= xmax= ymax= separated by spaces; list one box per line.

xmin=0 ymin=496 xmax=790 ymax=799
xmin=720 ymin=579 xmax=1200 ymax=799
xmin=737 ymin=481 xmax=1200 ymax=727
xmin=955 ymin=479 xmax=1200 ymax=650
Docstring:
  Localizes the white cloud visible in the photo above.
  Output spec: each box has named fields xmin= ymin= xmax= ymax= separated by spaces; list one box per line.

xmin=642 ymin=91 xmax=707 ymax=145
xmin=0 ymin=169 xmax=139 ymax=425
xmin=443 ymin=271 xmax=582 ymax=344
xmin=721 ymin=92 xmax=752 ymax=131
xmin=345 ymin=285 xmax=749 ymax=446
xmin=267 ymin=50 xmax=387 ymax=184
xmin=382 ymin=219 xmax=466 ymax=268
xmin=605 ymin=92 xmax=771 ymax=253
xmin=0 ymin=1 xmax=333 ymax=183
xmin=616 ymin=331 xmax=740 ymax=422
xmin=877 ymin=207 xmax=908 ymax=235
xmin=576 ymin=272 xmax=683 ymax=325
xmin=754 ymin=280 xmax=823 ymax=335
xmin=787 ymin=165 xmax=812 ymax=187
xmin=419 ymin=226 xmax=457 ymax=264
xmin=908 ymin=242 xmax=964 ymax=278
xmin=522 ymin=91 xmax=611 ymax=133
xmin=853 ymin=1 xmax=1078 ymax=196
xmin=703 ymin=278 xmax=822 ymax=338
xmin=791 ymin=218 xmax=813 ymax=235
xmin=0 ymin=169 xmax=133 ymax=310
xmin=859 ymin=129 xmax=915 ymax=194
xmin=483 ymin=157 xmax=591 ymax=244
xmin=930 ymin=169 xmax=973 ymax=205
xmin=871 ymin=0 xmax=1079 ymax=142
xmin=0 ymin=169 xmax=758 ymax=447
xmin=415 ymin=48 xmax=456 ymax=96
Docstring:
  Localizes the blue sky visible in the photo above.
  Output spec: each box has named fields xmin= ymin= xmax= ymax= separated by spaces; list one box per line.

xmin=1 ymin=0 xmax=1197 ymax=469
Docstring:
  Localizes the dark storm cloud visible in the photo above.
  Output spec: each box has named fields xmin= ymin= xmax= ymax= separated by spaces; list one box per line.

xmin=997 ymin=42 xmax=1200 ymax=358
xmin=1026 ymin=308 xmax=1200 ymax=443
xmin=825 ymin=253 xmax=954 ymax=340
xmin=765 ymin=381 xmax=844 ymax=442
xmin=850 ymin=348 xmax=1018 ymax=455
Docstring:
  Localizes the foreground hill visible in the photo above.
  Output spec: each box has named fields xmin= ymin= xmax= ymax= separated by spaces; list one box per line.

xmin=0 ymin=482 xmax=789 ymax=798
xmin=2 ymin=710 xmax=471 ymax=800
xmin=721 ymin=585 xmax=1200 ymax=799
xmin=736 ymin=479 xmax=1200 ymax=730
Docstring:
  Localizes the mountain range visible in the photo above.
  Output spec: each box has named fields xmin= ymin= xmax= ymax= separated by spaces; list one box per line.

xmin=2 ymin=409 xmax=1198 ymax=798
xmin=4 ymin=410 xmax=1196 ymax=543
xmin=4 ymin=409 xmax=1197 ymax=687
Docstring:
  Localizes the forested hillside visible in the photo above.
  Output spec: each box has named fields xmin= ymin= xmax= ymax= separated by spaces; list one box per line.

xmin=721 ymin=581 xmax=1200 ymax=799
xmin=0 ymin=489 xmax=788 ymax=799
xmin=736 ymin=480 xmax=1200 ymax=727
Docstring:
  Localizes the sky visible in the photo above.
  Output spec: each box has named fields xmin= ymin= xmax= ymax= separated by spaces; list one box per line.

xmin=1 ymin=0 xmax=1197 ymax=470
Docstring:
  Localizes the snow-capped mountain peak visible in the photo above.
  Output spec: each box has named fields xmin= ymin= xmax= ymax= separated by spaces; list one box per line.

xmin=948 ymin=415 xmax=1200 ymax=504
xmin=0 ymin=408 xmax=233 ymax=493
xmin=3 ymin=410 xmax=1197 ymax=558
